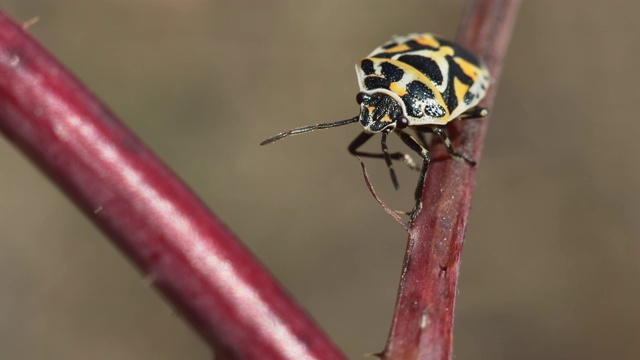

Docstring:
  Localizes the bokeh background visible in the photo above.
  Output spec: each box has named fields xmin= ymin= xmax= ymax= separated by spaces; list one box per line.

xmin=1 ymin=1 xmax=639 ymax=359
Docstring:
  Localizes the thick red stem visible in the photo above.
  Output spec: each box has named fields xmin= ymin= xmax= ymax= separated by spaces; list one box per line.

xmin=0 ymin=11 xmax=345 ymax=360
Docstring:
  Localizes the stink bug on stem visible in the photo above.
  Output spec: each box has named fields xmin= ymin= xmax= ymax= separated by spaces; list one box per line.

xmin=261 ymin=33 xmax=490 ymax=223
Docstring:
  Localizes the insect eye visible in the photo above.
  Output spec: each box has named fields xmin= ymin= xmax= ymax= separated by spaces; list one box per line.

xmin=356 ymin=92 xmax=369 ymax=104
xmin=397 ymin=117 xmax=409 ymax=129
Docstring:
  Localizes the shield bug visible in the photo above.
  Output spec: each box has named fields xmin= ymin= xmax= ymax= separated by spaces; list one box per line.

xmin=261 ymin=33 xmax=489 ymax=222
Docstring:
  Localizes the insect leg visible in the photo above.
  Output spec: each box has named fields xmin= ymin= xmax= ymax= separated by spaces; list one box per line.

xmin=415 ymin=126 xmax=476 ymax=166
xmin=458 ymin=106 xmax=488 ymax=120
xmin=430 ymin=127 xmax=476 ymax=166
xmin=261 ymin=117 xmax=359 ymax=145
xmin=348 ymin=132 xmax=420 ymax=172
xmin=380 ymin=130 xmax=399 ymax=190
xmin=397 ymin=130 xmax=430 ymax=222
xmin=414 ymin=129 xmax=429 ymax=147
xmin=348 ymin=131 xmax=402 ymax=189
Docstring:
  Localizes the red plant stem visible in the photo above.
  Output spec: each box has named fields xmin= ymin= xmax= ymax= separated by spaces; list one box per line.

xmin=382 ymin=1 xmax=522 ymax=359
xmin=0 ymin=11 xmax=346 ymax=360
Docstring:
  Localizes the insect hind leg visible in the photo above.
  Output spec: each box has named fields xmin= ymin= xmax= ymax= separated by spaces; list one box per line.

xmin=432 ymin=127 xmax=476 ymax=166
xmin=457 ymin=106 xmax=488 ymax=120
xmin=397 ymin=130 xmax=430 ymax=222
xmin=416 ymin=126 xmax=476 ymax=166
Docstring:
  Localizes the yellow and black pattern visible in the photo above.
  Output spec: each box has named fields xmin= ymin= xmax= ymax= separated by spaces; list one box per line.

xmin=261 ymin=33 xmax=490 ymax=225
xmin=355 ymin=33 xmax=490 ymax=125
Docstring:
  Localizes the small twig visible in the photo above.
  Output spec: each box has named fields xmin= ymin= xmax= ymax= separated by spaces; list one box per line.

xmin=381 ymin=1 xmax=522 ymax=359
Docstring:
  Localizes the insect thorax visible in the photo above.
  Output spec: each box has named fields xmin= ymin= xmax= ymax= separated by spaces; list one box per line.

xmin=359 ymin=92 xmax=404 ymax=133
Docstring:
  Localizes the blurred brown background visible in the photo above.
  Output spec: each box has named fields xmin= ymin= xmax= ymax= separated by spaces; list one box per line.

xmin=1 ymin=1 xmax=639 ymax=359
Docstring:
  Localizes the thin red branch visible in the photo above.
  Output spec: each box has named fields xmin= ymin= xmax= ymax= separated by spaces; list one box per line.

xmin=0 ymin=11 xmax=345 ymax=360
xmin=381 ymin=1 xmax=522 ymax=359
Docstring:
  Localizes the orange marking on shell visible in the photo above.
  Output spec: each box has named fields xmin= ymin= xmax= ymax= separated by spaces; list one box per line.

xmin=453 ymin=78 xmax=470 ymax=106
xmin=384 ymin=43 xmax=411 ymax=53
xmin=440 ymin=46 xmax=455 ymax=57
xmin=454 ymin=57 xmax=480 ymax=82
xmin=415 ymin=35 xmax=440 ymax=48
xmin=389 ymin=82 xmax=408 ymax=97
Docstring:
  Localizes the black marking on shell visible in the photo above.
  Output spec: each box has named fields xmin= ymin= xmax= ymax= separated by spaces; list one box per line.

xmin=382 ymin=41 xmax=399 ymax=50
xmin=401 ymin=95 xmax=424 ymax=118
xmin=398 ymin=55 xmax=443 ymax=86
xmin=406 ymin=80 xmax=435 ymax=101
xmin=441 ymin=56 xmax=474 ymax=114
xmin=464 ymin=91 xmax=477 ymax=105
xmin=437 ymin=38 xmax=482 ymax=67
xmin=424 ymin=103 xmax=447 ymax=118
xmin=369 ymin=52 xmax=395 ymax=59
xmin=361 ymin=59 xmax=375 ymax=75
xmin=364 ymin=76 xmax=390 ymax=90
xmin=380 ymin=62 xmax=404 ymax=82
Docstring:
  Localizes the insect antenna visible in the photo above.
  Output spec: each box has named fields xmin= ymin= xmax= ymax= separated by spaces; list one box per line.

xmin=381 ymin=130 xmax=400 ymax=190
xmin=261 ymin=117 xmax=359 ymax=145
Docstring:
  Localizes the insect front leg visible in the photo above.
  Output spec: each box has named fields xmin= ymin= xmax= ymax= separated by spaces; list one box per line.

xmin=349 ymin=132 xmax=398 ymax=189
xmin=397 ymin=130 xmax=430 ymax=222
xmin=348 ymin=132 xmax=420 ymax=172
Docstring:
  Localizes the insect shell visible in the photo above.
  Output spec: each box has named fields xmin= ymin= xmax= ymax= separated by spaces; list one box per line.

xmin=356 ymin=33 xmax=489 ymax=132
xmin=262 ymin=33 xmax=490 ymax=222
